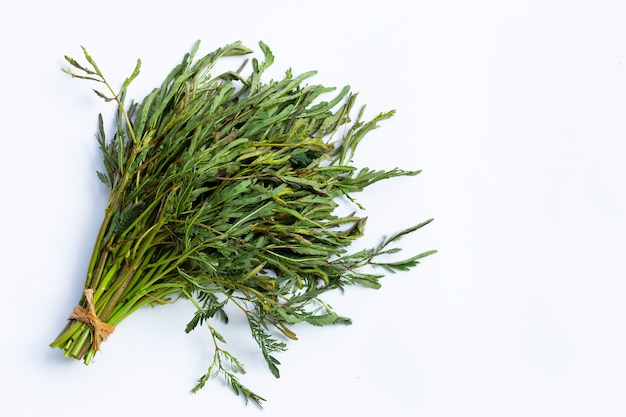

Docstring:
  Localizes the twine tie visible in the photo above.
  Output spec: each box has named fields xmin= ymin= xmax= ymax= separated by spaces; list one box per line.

xmin=68 ymin=289 xmax=115 ymax=352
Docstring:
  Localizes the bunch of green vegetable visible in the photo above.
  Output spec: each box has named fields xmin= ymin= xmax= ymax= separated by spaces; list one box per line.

xmin=50 ymin=40 xmax=434 ymax=405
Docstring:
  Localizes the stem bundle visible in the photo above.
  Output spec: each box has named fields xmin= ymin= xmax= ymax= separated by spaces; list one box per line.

xmin=50 ymin=40 xmax=435 ymax=405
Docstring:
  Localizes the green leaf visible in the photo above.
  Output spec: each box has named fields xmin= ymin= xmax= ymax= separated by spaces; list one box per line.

xmin=96 ymin=171 xmax=111 ymax=188
xmin=111 ymin=201 xmax=146 ymax=237
xmin=304 ymin=313 xmax=351 ymax=326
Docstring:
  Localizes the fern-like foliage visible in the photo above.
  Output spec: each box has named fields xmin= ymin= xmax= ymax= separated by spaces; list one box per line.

xmin=51 ymin=40 xmax=436 ymax=406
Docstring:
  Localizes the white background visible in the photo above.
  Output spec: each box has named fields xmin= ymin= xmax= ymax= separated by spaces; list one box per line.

xmin=1 ymin=1 xmax=626 ymax=416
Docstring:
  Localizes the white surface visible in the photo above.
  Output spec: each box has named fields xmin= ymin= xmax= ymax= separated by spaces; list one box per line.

xmin=2 ymin=1 xmax=626 ymax=416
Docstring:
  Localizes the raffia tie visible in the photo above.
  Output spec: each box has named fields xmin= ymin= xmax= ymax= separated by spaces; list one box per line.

xmin=68 ymin=289 xmax=115 ymax=352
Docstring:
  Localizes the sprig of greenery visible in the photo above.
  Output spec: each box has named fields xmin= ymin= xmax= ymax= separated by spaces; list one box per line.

xmin=50 ymin=40 xmax=435 ymax=405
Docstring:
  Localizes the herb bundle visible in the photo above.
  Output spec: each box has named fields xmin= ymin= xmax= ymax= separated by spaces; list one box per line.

xmin=50 ymin=41 xmax=435 ymax=405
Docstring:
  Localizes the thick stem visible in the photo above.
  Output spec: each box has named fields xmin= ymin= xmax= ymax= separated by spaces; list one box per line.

xmin=49 ymin=230 xmax=188 ymax=362
xmin=49 ymin=275 xmax=183 ymax=362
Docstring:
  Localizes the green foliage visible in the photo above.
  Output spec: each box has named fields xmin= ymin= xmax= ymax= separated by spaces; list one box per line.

xmin=50 ymin=40 xmax=435 ymax=405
